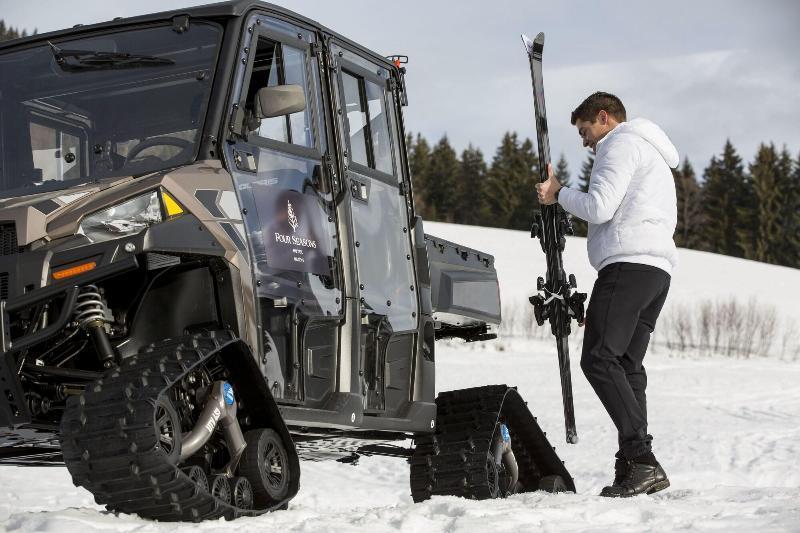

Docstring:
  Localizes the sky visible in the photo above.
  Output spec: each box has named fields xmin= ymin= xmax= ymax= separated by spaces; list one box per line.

xmin=2 ymin=0 xmax=799 ymax=182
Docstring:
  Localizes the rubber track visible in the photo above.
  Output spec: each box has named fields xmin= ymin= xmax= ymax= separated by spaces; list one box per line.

xmin=410 ymin=385 xmax=575 ymax=502
xmin=59 ymin=331 xmax=291 ymax=521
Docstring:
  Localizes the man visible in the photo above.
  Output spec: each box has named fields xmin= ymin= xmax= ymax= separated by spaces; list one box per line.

xmin=535 ymin=92 xmax=678 ymax=497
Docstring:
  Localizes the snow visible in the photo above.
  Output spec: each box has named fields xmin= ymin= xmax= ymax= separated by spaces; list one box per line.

xmin=2 ymin=223 xmax=800 ymax=532
xmin=425 ymin=222 xmax=800 ymax=328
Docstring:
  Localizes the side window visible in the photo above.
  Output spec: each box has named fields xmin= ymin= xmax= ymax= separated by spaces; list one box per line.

xmin=365 ymin=80 xmax=392 ymax=175
xmin=29 ymin=120 xmax=82 ymax=182
xmin=244 ymin=37 xmax=312 ymax=148
xmin=341 ymin=70 xmax=393 ymax=175
xmin=341 ymin=72 xmax=369 ymax=166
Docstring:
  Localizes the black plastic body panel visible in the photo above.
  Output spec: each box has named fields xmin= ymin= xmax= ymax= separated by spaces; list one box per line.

xmin=0 ymin=256 xmax=139 ymax=429
xmin=425 ymin=234 xmax=501 ymax=325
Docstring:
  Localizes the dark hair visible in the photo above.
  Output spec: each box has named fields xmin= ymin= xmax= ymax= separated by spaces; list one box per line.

xmin=570 ymin=92 xmax=627 ymax=125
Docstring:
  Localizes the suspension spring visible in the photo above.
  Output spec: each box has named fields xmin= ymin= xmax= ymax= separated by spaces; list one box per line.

xmin=75 ymin=284 xmax=117 ymax=367
xmin=74 ymin=285 xmax=108 ymax=329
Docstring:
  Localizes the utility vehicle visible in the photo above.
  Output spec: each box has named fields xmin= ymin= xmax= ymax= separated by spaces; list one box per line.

xmin=0 ymin=1 xmax=572 ymax=520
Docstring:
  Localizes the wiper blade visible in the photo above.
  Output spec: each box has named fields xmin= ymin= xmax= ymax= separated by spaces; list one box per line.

xmin=48 ymin=41 xmax=174 ymax=71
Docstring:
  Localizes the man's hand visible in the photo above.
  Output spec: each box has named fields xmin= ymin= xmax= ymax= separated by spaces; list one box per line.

xmin=535 ymin=163 xmax=562 ymax=205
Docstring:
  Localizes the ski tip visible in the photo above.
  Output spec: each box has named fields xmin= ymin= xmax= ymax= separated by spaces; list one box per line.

xmin=523 ymin=33 xmax=544 ymax=55
xmin=521 ymin=34 xmax=533 ymax=53
xmin=534 ymin=32 xmax=545 ymax=54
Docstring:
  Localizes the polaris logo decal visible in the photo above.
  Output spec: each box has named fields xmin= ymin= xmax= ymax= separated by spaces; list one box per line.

xmin=223 ymin=382 xmax=235 ymax=406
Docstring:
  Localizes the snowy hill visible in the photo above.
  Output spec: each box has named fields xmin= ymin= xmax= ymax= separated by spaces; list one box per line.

xmin=1 ymin=222 xmax=799 ymax=532
xmin=427 ymin=222 xmax=800 ymax=359
xmin=425 ymin=221 xmax=800 ymax=328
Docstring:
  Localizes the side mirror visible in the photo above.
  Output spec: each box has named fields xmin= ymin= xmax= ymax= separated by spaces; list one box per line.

xmin=254 ymin=84 xmax=306 ymax=119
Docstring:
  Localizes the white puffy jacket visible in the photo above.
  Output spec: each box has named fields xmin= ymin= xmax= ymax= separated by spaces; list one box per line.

xmin=558 ymin=118 xmax=679 ymax=274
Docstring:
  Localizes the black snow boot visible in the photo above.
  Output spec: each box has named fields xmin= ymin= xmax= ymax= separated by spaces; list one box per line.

xmin=597 ymin=457 xmax=628 ymax=496
xmin=601 ymin=451 xmax=629 ymax=492
xmin=600 ymin=453 xmax=669 ymax=497
xmin=612 ymin=456 xmax=628 ymax=486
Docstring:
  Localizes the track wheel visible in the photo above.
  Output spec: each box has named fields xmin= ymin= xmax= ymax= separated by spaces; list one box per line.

xmin=183 ymin=465 xmax=209 ymax=493
xmin=153 ymin=396 xmax=182 ymax=463
xmin=231 ymin=476 xmax=254 ymax=510
xmin=538 ymin=474 xmax=568 ymax=493
xmin=210 ymin=475 xmax=232 ymax=504
xmin=238 ymin=428 xmax=291 ymax=506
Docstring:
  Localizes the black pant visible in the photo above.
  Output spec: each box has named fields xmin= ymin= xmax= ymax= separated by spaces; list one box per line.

xmin=580 ymin=262 xmax=670 ymax=460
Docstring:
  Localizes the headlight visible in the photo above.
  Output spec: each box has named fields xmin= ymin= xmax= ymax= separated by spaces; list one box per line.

xmin=79 ymin=191 xmax=163 ymax=243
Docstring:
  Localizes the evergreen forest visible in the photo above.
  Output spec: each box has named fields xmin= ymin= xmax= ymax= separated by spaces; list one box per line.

xmin=407 ymin=132 xmax=800 ymax=270
xmin=0 ymin=20 xmax=36 ymax=41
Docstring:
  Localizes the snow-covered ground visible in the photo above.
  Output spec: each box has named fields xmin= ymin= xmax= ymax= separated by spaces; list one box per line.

xmin=2 ymin=223 xmax=799 ymax=532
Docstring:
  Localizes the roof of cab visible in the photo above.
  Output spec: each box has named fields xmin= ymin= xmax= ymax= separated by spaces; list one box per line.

xmin=0 ymin=0 xmax=396 ymax=70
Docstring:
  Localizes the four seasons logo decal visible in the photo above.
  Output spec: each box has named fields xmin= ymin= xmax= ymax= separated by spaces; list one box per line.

xmin=255 ymin=188 xmax=328 ymax=275
xmin=287 ymin=200 xmax=299 ymax=232
xmin=273 ymin=199 xmax=317 ymax=256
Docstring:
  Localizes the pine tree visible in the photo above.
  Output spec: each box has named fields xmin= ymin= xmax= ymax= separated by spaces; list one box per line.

xmin=510 ymin=137 xmax=539 ymax=229
xmin=782 ymin=150 xmax=800 ymax=268
xmin=569 ymin=153 xmax=594 ymax=237
xmin=701 ymin=140 xmax=747 ymax=257
xmin=455 ymin=145 xmax=488 ymax=225
xmin=749 ymin=144 xmax=782 ymax=264
xmin=484 ymin=132 xmax=538 ymax=230
xmin=407 ymin=134 xmax=434 ymax=220
xmin=735 ymin=164 xmax=759 ymax=260
xmin=775 ymin=147 xmax=799 ymax=268
xmin=673 ymin=159 xmax=704 ymax=249
xmin=426 ymin=135 xmax=460 ymax=222
xmin=577 ymin=154 xmax=593 ymax=193
xmin=0 ymin=21 xmax=21 ymax=42
xmin=554 ymin=153 xmax=571 ymax=188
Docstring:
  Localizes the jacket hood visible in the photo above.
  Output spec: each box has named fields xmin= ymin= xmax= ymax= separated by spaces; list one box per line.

xmin=617 ymin=118 xmax=680 ymax=169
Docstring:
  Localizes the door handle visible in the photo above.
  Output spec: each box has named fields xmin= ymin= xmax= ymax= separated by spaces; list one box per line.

xmin=350 ymin=178 xmax=369 ymax=204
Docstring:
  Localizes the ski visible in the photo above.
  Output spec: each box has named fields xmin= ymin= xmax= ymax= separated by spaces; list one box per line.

xmin=522 ymin=32 xmax=587 ymax=444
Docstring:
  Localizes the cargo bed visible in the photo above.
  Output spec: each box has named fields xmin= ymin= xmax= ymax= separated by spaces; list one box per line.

xmin=424 ymin=233 xmax=501 ymax=340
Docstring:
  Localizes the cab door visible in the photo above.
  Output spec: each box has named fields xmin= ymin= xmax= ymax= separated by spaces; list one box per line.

xmin=328 ymin=44 xmax=418 ymax=414
xmin=225 ymin=15 xmax=342 ymax=407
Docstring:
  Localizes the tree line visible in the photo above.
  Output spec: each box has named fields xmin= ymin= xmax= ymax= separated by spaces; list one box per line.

xmin=407 ymin=133 xmax=800 ymax=269
xmin=0 ymin=20 xmax=37 ymax=42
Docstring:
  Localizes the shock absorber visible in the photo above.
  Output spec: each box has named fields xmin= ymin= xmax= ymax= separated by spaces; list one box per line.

xmin=74 ymin=284 xmax=116 ymax=368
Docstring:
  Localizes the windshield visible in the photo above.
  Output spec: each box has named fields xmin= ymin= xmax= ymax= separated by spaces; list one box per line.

xmin=0 ymin=22 xmax=221 ymax=197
